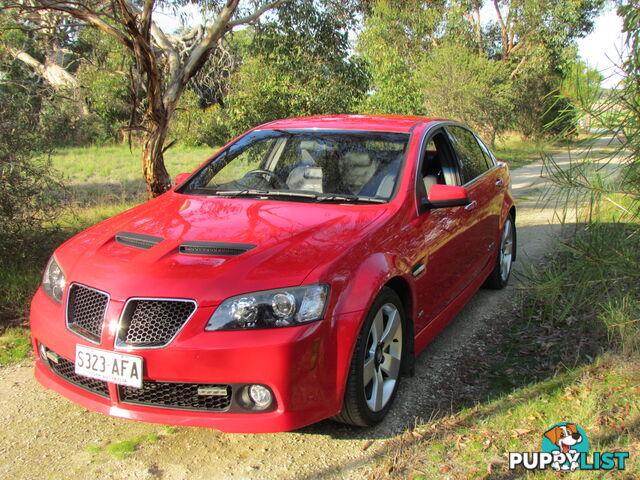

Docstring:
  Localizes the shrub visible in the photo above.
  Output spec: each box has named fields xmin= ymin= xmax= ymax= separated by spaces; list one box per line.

xmin=169 ymin=90 xmax=228 ymax=147
xmin=0 ymin=88 xmax=67 ymax=263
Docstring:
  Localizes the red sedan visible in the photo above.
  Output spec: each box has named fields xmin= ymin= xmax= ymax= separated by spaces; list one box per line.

xmin=31 ymin=115 xmax=515 ymax=432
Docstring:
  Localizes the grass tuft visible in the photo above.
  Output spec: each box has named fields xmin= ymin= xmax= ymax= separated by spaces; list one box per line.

xmin=106 ymin=438 xmax=141 ymax=459
xmin=0 ymin=327 xmax=31 ymax=365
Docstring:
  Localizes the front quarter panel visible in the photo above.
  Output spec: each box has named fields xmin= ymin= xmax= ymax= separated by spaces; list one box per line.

xmin=303 ymin=199 xmax=417 ymax=403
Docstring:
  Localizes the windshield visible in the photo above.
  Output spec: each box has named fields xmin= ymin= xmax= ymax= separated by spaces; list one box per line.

xmin=180 ymin=130 xmax=409 ymax=203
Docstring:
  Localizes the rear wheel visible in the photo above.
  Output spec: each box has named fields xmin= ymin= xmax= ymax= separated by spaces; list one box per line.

xmin=333 ymin=287 xmax=405 ymax=427
xmin=484 ymin=213 xmax=516 ymax=289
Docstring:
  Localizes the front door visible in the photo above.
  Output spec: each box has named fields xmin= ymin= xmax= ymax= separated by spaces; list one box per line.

xmin=407 ymin=128 xmax=480 ymax=332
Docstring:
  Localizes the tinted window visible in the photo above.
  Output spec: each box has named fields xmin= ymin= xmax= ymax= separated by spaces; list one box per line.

xmin=446 ymin=126 xmax=490 ymax=183
xmin=474 ymin=134 xmax=496 ymax=167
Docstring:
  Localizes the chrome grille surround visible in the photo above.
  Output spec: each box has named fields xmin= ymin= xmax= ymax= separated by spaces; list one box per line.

xmin=115 ymin=298 xmax=197 ymax=349
xmin=66 ymin=283 xmax=110 ymax=344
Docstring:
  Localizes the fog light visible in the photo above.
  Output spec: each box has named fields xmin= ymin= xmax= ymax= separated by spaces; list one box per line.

xmin=38 ymin=343 xmax=48 ymax=364
xmin=248 ymin=384 xmax=273 ymax=410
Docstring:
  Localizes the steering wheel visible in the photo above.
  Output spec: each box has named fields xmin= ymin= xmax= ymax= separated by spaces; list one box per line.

xmin=244 ymin=169 xmax=286 ymax=189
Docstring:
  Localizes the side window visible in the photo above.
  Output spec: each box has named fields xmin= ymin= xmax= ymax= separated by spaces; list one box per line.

xmin=416 ymin=129 xmax=461 ymax=200
xmin=446 ymin=126 xmax=490 ymax=184
xmin=474 ymin=134 xmax=496 ymax=167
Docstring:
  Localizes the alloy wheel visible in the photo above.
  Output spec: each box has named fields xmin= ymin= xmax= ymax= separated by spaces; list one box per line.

xmin=499 ymin=218 xmax=514 ymax=282
xmin=363 ymin=303 xmax=403 ymax=412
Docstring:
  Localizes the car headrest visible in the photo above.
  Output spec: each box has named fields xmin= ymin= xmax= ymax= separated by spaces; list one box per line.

xmin=300 ymin=140 xmax=322 ymax=151
xmin=343 ymin=151 xmax=372 ymax=167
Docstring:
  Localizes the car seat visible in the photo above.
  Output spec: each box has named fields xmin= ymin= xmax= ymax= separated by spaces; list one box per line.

xmin=340 ymin=151 xmax=378 ymax=194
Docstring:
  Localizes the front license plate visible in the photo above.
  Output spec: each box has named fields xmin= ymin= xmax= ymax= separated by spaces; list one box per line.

xmin=75 ymin=345 xmax=143 ymax=388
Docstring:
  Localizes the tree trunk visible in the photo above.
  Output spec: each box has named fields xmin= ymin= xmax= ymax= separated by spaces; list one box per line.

xmin=142 ymin=116 xmax=172 ymax=199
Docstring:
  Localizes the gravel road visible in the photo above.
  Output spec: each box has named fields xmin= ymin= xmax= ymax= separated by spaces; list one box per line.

xmin=0 ymin=144 xmax=609 ymax=480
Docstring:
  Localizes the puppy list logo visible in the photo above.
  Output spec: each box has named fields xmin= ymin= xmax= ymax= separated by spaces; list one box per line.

xmin=509 ymin=422 xmax=629 ymax=472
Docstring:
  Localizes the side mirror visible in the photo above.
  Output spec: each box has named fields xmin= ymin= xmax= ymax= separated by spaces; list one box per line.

xmin=175 ymin=172 xmax=191 ymax=186
xmin=422 ymin=184 xmax=470 ymax=210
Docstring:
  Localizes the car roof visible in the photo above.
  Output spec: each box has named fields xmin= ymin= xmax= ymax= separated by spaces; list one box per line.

xmin=257 ymin=114 xmax=445 ymax=133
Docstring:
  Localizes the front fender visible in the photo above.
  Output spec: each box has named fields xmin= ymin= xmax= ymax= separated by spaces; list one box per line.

xmin=305 ymin=251 xmax=403 ymax=406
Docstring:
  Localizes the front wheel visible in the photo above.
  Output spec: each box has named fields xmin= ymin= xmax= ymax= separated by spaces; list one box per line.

xmin=484 ymin=213 xmax=516 ymax=289
xmin=333 ymin=287 xmax=405 ymax=427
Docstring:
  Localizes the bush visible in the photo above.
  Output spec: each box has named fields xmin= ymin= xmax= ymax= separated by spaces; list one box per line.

xmin=169 ymin=90 xmax=228 ymax=147
xmin=39 ymin=98 xmax=109 ymax=146
xmin=0 ymin=88 xmax=67 ymax=264
xmin=419 ymin=42 xmax=514 ymax=145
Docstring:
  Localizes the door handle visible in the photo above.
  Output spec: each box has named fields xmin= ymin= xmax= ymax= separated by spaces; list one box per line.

xmin=495 ymin=178 xmax=504 ymax=187
xmin=464 ymin=200 xmax=478 ymax=211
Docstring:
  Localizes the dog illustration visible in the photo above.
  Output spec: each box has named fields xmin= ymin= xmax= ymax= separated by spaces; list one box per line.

xmin=544 ymin=423 xmax=583 ymax=471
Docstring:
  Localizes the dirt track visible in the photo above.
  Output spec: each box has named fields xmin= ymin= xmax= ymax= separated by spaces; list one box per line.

xmin=0 ymin=144 xmax=609 ymax=480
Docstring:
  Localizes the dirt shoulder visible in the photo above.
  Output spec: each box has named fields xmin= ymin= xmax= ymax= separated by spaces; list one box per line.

xmin=0 ymin=147 xmax=594 ymax=480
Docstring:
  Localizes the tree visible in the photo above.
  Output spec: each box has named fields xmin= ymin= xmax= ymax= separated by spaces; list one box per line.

xmin=357 ymin=0 xmax=603 ymax=137
xmin=224 ymin=1 xmax=369 ymax=135
xmin=357 ymin=0 xmax=445 ymax=115
xmin=419 ymin=42 xmax=513 ymax=144
xmin=4 ymin=0 xmax=292 ymax=198
xmin=0 ymin=9 xmax=80 ymax=89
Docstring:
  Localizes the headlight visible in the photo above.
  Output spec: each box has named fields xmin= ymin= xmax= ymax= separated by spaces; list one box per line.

xmin=205 ymin=284 xmax=329 ymax=331
xmin=42 ymin=255 xmax=66 ymax=303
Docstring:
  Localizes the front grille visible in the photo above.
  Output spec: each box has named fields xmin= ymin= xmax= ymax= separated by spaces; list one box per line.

xmin=47 ymin=351 xmax=110 ymax=398
xmin=119 ymin=382 xmax=231 ymax=411
xmin=67 ymin=284 xmax=109 ymax=343
xmin=116 ymin=299 xmax=196 ymax=348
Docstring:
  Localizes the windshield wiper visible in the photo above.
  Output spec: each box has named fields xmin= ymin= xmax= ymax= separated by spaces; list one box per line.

xmin=209 ymin=189 xmax=317 ymax=199
xmin=313 ymin=193 xmax=386 ymax=204
xmin=206 ymin=189 xmax=386 ymax=204
xmin=209 ymin=189 xmax=270 ymax=197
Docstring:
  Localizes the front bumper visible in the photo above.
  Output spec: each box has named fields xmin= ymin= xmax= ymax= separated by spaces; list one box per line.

xmin=30 ymin=288 xmax=358 ymax=433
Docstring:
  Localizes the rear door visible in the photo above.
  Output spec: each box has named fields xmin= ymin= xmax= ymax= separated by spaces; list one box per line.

xmin=445 ymin=125 xmax=500 ymax=278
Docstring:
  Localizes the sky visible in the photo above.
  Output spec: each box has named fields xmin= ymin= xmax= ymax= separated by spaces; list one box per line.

xmin=577 ymin=6 xmax=626 ymax=88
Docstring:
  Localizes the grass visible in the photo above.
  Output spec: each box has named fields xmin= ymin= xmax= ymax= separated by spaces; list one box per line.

xmin=492 ymin=131 xmax=588 ymax=169
xmin=50 ymin=144 xmax=213 ymax=184
xmin=493 ymin=132 xmax=549 ymax=169
xmin=377 ymin=354 xmax=638 ymax=479
xmin=106 ymin=439 xmax=140 ymax=459
xmin=521 ymin=194 xmax=640 ymax=355
xmin=0 ymin=327 xmax=31 ymax=365
xmin=85 ymin=433 xmax=162 ymax=459
xmin=49 ymin=144 xmax=213 ymax=206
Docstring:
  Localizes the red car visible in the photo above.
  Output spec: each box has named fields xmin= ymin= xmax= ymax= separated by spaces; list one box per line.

xmin=31 ymin=115 xmax=515 ymax=433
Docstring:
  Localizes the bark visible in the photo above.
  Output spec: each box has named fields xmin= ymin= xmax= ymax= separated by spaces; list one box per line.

xmin=141 ymin=114 xmax=172 ymax=198
xmin=9 ymin=48 xmax=77 ymax=88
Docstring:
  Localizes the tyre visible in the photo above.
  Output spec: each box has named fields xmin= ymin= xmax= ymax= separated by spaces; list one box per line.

xmin=333 ymin=287 xmax=405 ymax=427
xmin=484 ymin=213 xmax=516 ymax=289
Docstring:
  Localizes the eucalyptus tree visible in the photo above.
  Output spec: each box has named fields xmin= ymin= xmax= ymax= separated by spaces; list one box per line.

xmin=4 ymin=0 xmax=291 ymax=198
